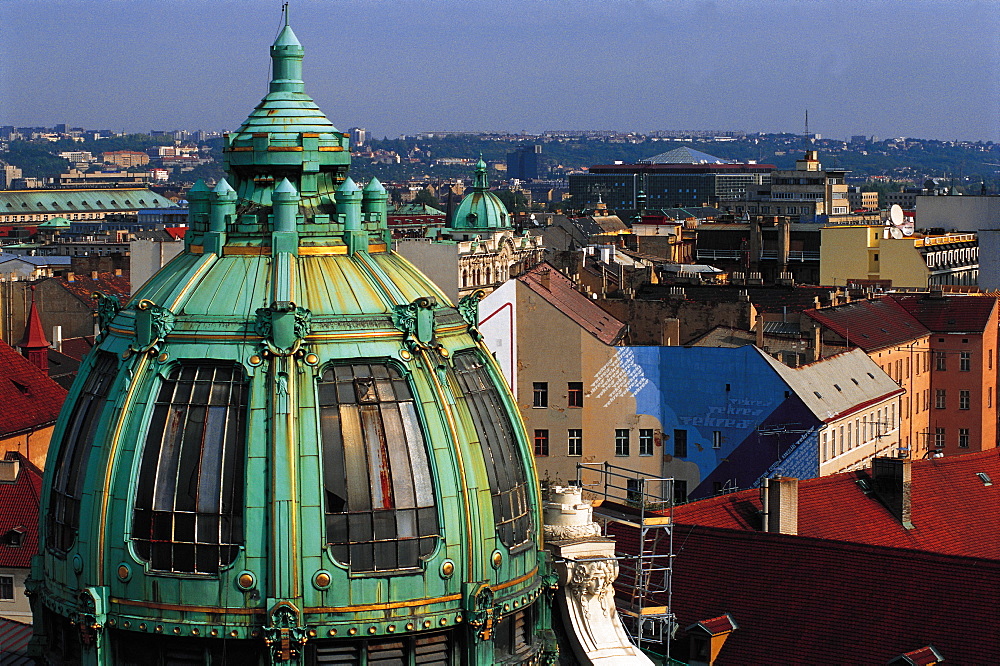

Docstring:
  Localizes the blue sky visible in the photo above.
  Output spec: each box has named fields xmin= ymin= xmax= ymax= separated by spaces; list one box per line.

xmin=1 ymin=0 xmax=998 ymax=141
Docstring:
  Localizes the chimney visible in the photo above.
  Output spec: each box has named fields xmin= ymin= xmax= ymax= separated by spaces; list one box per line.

xmin=662 ymin=318 xmax=680 ymax=346
xmin=813 ymin=296 xmax=821 ymax=309
xmin=755 ymin=314 xmax=764 ymax=348
xmin=51 ymin=325 xmax=63 ymax=352
xmin=0 ymin=458 xmax=20 ymax=483
xmin=813 ymin=324 xmax=822 ymax=359
xmin=872 ymin=457 xmax=913 ymax=529
xmin=114 ymin=268 xmax=122 ymax=276
xmin=538 ymin=268 xmax=551 ymax=291
xmin=764 ymin=476 xmax=798 ymax=534
xmin=66 ymin=271 xmax=75 ymax=282
xmin=91 ymin=270 xmax=98 ymax=280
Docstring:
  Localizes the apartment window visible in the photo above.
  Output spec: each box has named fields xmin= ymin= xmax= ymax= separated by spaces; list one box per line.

xmin=673 ymin=429 xmax=688 ymax=457
xmin=821 ymin=433 xmax=828 ymax=461
xmin=934 ymin=427 xmax=946 ymax=449
xmin=615 ymin=429 xmax=630 ymax=456
xmin=568 ymin=429 xmax=582 ymax=457
xmin=935 ymin=389 xmax=946 ymax=409
xmin=673 ymin=479 xmax=688 ymax=505
xmin=959 ymin=428 xmax=970 ymax=448
xmin=0 ymin=575 xmax=12 ymax=600
xmin=960 ymin=351 xmax=971 ymax=372
xmin=935 ymin=351 xmax=947 ymax=371
xmin=533 ymin=429 xmax=549 ymax=456
xmin=960 ymin=390 xmax=971 ymax=410
xmin=847 ymin=423 xmax=853 ymax=450
xmin=567 ymin=382 xmax=584 ymax=408
xmin=990 ymin=386 xmax=993 ymax=409
xmin=132 ymin=362 xmax=249 ymax=574
xmin=635 ymin=429 xmax=654 ymax=456
xmin=712 ymin=430 xmax=722 ymax=449
xmin=532 ymin=382 xmax=548 ymax=408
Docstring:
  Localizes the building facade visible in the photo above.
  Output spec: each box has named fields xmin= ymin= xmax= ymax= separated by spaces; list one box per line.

xmin=733 ymin=151 xmax=850 ymax=222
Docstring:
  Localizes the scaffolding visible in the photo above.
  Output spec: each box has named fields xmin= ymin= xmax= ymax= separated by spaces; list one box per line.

xmin=575 ymin=462 xmax=677 ymax=655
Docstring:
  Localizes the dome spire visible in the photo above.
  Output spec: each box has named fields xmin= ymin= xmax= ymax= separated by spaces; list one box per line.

xmin=473 ymin=155 xmax=489 ymax=190
xmin=270 ymin=5 xmax=304 ymax=93
xmin=17 ymin=285 xmax=49 ymax=372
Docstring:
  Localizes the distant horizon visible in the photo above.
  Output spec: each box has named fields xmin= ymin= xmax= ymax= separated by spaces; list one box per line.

xmin=4 ymin=123 xmax=993 ymax=146
xmin=2 ymin=1 xmax=998 ymax=143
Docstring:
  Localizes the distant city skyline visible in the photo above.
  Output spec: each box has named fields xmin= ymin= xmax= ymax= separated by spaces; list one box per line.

xmin=1 ymin=0 xmax=998 ymax=143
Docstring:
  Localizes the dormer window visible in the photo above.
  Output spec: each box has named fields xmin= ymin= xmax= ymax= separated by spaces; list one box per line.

xmin=318 ymin=363 xmax=439 ymax=571
xmin=1 ymin=528 xmax=24 ymax=547
xmin=132 ymin=362 xmax=249 ymax=574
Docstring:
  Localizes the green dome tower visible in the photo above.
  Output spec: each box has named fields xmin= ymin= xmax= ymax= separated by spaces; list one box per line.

xmin=449 ymin=158 xmax=512 ymax=238
xmin=31 ymin=15 xmax=553 ymax=665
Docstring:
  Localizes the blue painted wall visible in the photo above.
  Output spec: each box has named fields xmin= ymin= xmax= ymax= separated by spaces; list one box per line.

xmin=624 ymin=346 xmax=821 ymax=499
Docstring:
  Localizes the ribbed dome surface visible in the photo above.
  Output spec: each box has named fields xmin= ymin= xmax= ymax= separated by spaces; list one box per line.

xmin=33 ymin=16 xmax=549 ymax=666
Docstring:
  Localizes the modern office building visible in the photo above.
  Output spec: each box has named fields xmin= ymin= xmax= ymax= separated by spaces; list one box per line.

xmin=569 ymin=147 xmax=774 ymax=212
xmin=732 ymin=151 xmax=850 ymax=223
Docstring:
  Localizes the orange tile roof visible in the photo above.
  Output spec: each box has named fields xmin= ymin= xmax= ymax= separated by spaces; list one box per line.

xmin=0 ymin=452 xmax=42 ymax=569
xmin=671 ymin=449 xmax=1000 ymax=559
xmin=0 ymin=339 xmax=67 ymax=437
xmin=519 ymin=263 xmax=626 ymax=345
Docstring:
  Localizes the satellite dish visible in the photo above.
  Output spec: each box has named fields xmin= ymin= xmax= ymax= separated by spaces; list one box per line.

xmin=890 ymin=227 xmax=903 ymax=239
xmin=901 ymin=219 xmax=914 ymax=236
xmin=890 ymin=204 xmax=904 ymax=227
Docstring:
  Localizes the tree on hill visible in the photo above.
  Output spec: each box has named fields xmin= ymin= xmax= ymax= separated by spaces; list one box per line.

xmin=412 ymin=188 xmax=439 ymax=207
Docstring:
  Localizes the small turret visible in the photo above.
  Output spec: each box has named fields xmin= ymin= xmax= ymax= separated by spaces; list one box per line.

xmin=17 ymin=286 xmax=49 ymax=372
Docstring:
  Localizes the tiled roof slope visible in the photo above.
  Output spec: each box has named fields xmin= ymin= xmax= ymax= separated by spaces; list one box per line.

xmin=0 ymin=452 xmax=42 ymax=568
xmin=803 ymin=296 xmax=929 ymax=351
xmin=671 ymin=449 xmax=1000 ymax=559
xmin=609 ymin=524 xmax=1000 ymax=664
xmin=0 ymin=339 xmax=67 ymax=436
xmin=53 ymin=272 xmax=130 ymax=307
xmin=757 ymin=348 xmax=903 ymax=423
xmin=519 ymin=263 xmax=626 ymax=345
xmin=891 ymin=293 xmax=998 ymax=333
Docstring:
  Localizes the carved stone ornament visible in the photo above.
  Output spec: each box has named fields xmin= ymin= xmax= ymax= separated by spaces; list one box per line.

xmin=543 ymin=521 xmax=602 ymax=541
xmin=255 ymin=302 xmax=312 ymax=354
xmin=263 ymin=601 xmax=309 ymax=662
xmin=93 ymin=291 xmax=122 ymax=332
xmin=567 ymin=559 xmax=619 ymax=616
xmin=392 ymin=296 xmax=438 ymax=348
xmin=468 ymin=586 xmax=500 ymax=642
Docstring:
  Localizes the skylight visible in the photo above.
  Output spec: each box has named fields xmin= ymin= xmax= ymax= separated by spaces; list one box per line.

xmin=977 ymin=472 xmax=993 ymax=486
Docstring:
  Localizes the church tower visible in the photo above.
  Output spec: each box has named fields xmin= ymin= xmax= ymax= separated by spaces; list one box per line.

xmin=31 ymin=14 xmax=552 ymax=665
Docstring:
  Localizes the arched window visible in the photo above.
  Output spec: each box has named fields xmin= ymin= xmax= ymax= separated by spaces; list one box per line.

xmin=132 ymin=362 xmax=249 ymax=574
xmin=452 ymin=351 xmax=532 ymax=548
xmin=48 ymin=351 xmax=118 ymax=553
xmin=462 ymin=269 xmax=468 ymax=288
xmin=486 ymin=267 xmax=492 ymax=285
xmin=318 ymin=363 xmax=439 ymax=571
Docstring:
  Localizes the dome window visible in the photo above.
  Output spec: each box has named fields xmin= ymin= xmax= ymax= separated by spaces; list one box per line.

xmin=318 ymin=363 xmax=439 ymax=571
xmin=47 ymin=351 xmax=119 ymax=554
xmin=132 ymin=362 xmax=249 ymax=574
xmin=452 ymin=351 xmax=532 ymax=548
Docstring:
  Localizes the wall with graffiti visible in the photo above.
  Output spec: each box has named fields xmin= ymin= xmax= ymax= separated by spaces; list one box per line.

xmin=597 ymin=346 xmax=821 ymax=500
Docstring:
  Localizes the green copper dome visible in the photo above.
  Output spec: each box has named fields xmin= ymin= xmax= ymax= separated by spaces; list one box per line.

xmin=32 ymin=16 xmax=552 ymax=666
xmin=450 ymin=159 xmax=512 ymax=234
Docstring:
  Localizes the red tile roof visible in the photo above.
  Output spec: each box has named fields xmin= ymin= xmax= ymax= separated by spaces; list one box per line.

xmin=0 ymin=339 xmax=67 ymax=436
xmin=670 ymin=449 xmax=1000 ymax=559
xmin=608 ymin=524 xmax=1000 ymax=663
xmin=519 ymin=263 xmax=627 ymax=345
xmin=0 ymin=452 xmax=42 ymax=569
xmin=891 ymin=293 xmax=998 ymax=333
xmin=803 ymin=296 xmax=929 ymax=351
xmin=164 ymin=227 xmax=188 ymax=241
xmin=0 ymin=618 xmax=33 ymax=663
xmin=54 ymin=272 xmax=130 ymax=308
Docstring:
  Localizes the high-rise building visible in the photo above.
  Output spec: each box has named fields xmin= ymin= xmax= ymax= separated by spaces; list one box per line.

xmin=506 ymin=145 xmax=541 ymax=180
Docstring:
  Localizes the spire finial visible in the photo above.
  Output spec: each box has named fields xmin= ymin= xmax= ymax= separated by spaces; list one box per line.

xmin=283 ymin=2 xmax=289 ymax=26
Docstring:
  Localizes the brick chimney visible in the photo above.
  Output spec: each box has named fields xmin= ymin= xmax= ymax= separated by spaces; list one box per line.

xmin=755 ymin=314 xmax=764 ymax=348
xmin=872 ymin=457 xmax=913 ymax=529
xmin=764 ymin=476 xmax=798 ymax=534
